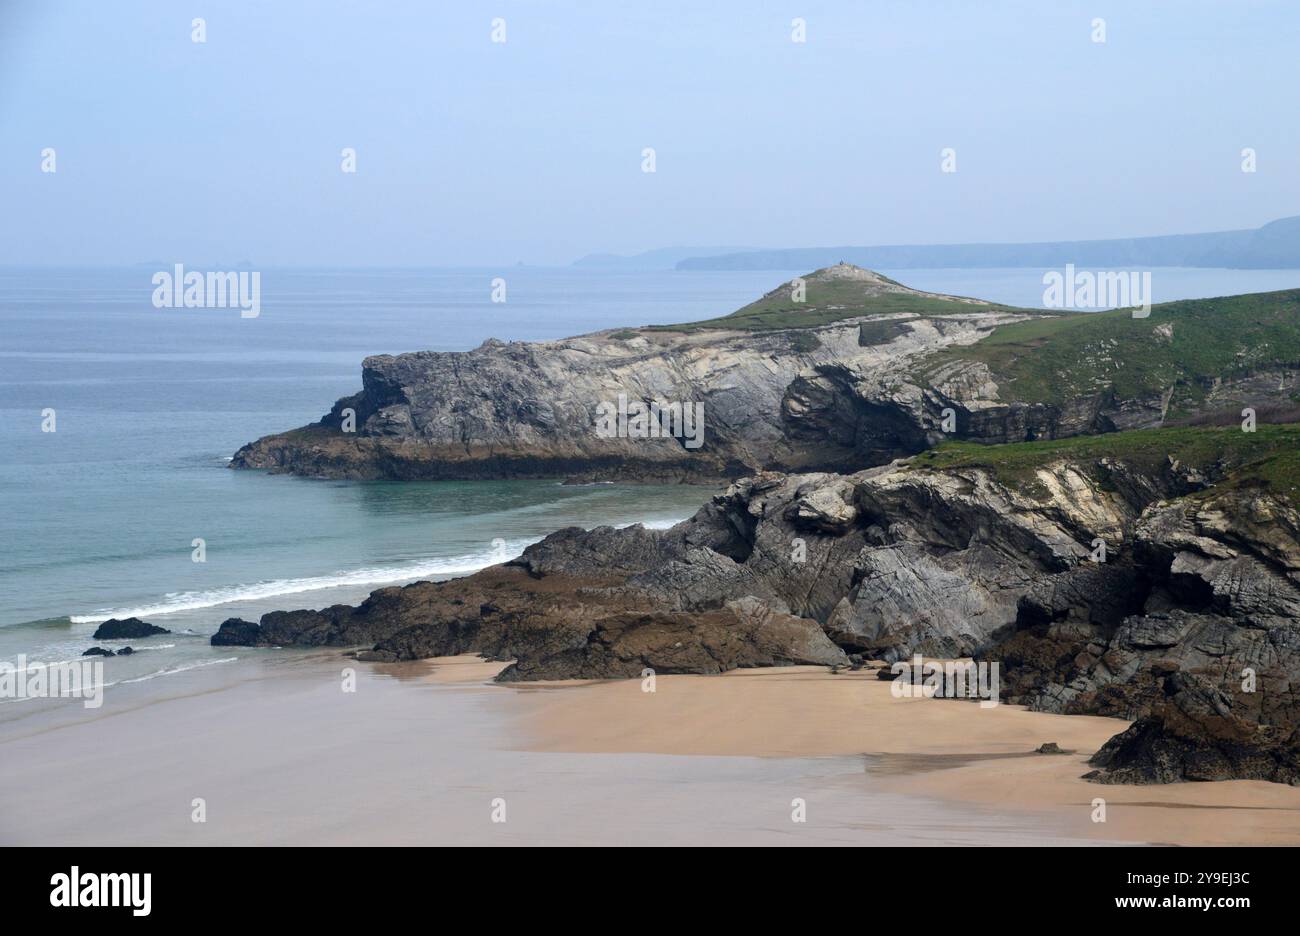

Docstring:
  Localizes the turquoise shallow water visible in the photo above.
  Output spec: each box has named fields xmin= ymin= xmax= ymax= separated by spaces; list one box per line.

xmin=0 ymin=267 xmax=791 ymax=677
xmin=2 ymin=264 xmax=1298 ymax=691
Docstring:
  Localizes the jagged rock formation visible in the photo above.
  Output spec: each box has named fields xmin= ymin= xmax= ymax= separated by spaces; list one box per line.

xmin=1085 ymin=673 xmax=1300 ymax=784
xmin=212 ymin=566 xmax=847 ymax=680
xmin=994 ymin=481 xmax=1300 ymax=784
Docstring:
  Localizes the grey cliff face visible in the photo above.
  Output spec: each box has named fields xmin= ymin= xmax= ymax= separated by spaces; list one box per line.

xmin=230 ymin=268 xmax=1300 ymax=483
xmin=232 ymin=313 xmax=1298 ymax=485
xmin=231 ymin=269 xmax=1041 ymax=480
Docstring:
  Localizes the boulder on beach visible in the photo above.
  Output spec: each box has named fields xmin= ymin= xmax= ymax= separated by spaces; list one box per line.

xmin=209 ymin=618 xmax=262 ymax=647
xmin=92 ymin=617 xmax=169 ymax=640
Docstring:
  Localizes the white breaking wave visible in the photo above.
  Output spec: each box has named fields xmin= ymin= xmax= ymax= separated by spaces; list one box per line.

xmin=70 ymin=539 xmax=539 ymax=624
xmin=615 ymin=517 xmax=686 ymax=531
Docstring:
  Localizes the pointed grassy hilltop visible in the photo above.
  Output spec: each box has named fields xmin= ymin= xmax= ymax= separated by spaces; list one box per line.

xmin=646 ymin=262 xmax=1029 ymax=332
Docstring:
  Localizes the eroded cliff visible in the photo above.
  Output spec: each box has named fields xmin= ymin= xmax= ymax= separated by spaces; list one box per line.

xmin=231 ymin=268 xmax=1300 ymax=482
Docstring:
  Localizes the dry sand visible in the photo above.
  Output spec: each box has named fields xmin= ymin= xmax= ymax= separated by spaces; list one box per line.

xmin=456 ymin=658 xmax=1300 ymax=846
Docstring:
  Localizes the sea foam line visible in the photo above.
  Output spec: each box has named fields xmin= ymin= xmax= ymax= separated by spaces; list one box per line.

xmin=0 ymin=657 xmax=239 ymax=704
xmin=69 ymin=539 xmax=540 ymax=624
xmin=616 ymin=517 xmax=684 ymax=531
xmin=118 ymin=657 xmax=239 ymax=685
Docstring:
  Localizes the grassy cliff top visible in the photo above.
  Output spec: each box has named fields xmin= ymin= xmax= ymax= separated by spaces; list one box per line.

xmin=646 ymin=263 xmax=1030 ymax=333
xmin=919 ymin=289 xmax=1300 ymax=408
xmin=912 ymin=422 xmax=1300 ymax=506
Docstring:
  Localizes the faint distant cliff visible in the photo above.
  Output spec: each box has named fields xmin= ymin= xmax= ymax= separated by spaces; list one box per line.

xmin=673 ymin=215 xmax=1300 ymax=271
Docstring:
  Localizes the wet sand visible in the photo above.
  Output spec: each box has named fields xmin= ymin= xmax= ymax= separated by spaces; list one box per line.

xmin=4 ymin=653 xmax=1296 ymax=845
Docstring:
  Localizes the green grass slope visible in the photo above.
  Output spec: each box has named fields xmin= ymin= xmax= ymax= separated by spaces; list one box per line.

xmin=920 ymin=289 xmax=1300 ymax=410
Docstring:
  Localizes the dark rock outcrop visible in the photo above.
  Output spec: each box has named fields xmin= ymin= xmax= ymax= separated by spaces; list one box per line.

xmin=212 ymin=566 xmax=847 ymax=680
xmin=209 ymin=618 xmax=262 ymax=646
xmin=1085 ymin=674 xmax=1300 ymax=784
xmin=92 ymin=618 xmax=169 ymax=640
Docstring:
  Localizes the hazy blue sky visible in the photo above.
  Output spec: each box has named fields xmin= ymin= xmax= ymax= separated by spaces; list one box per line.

xmin=2 ymin=0 xmax=1296 ymax=266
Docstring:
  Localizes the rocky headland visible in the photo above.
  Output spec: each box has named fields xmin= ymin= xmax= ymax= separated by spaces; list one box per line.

xmin=231 ymin=265 xmax=1300 ymax=482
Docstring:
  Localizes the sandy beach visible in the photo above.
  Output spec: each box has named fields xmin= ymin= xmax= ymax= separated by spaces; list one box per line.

xmin=484 ymin=658 xmax=1300 ymax=846
xmin=4 ymin=652 xmax=1298 ymax=846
